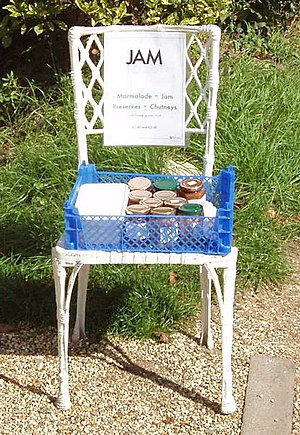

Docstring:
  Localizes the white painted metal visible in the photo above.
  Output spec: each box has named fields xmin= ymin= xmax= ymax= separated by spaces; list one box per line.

xmin=72 ymin=264 xmax=90 ymax=343
xmin=52 ymin=24 xmax=238 ymax=414
xmin=68 ymin=24 xmax=220 ymax=176
xmin=200 ymin=265 xmax=214 ymax=350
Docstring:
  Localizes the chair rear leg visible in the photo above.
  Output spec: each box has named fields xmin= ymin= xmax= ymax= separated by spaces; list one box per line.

xmin=200 ymin=265 xmax=214 ymax=349
xmin=72 ymin=264 xmax=90 ymax=342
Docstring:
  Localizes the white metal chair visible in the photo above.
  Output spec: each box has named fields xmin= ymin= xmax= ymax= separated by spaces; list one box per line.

xmin=52 ymin=24 xmax=238 ymax=414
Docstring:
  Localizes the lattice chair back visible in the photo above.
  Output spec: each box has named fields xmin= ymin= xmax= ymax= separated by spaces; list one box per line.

xmin=68 ymin=25 xmax=221 ymax=176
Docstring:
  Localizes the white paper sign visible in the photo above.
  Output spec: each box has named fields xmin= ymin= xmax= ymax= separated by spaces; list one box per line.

xmin=104 ymin=31 xmax=186 ymax=146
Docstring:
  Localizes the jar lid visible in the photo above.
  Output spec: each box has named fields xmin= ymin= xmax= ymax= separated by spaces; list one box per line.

xmin=179 ymin=203 xmax=203 ymax=215
xmin=140 ymin=197 xmax=163 ymax=208
xmin=126 ymin=204 xmax=150 ymax=215
xmin=151 ymin=206 xmax=176 ymax=215
xmin=164 ymin=197 xmax=187 ymax=208
xmin=128 ymin=176 xmax=152 ymax=191
xmin=154 ymin=177 xmax=178 ymax=191
xmin=153 ymin=190 xmax=177 ymax=201
xmin=180 ymin=178 xmax=203 ymax=191
xmin=128 ymin=189 xmax=152 ymax=202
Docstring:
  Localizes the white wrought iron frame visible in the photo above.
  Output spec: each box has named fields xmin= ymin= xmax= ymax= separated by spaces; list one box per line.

xmin=52 ymin=24 xmax=238 ymax=415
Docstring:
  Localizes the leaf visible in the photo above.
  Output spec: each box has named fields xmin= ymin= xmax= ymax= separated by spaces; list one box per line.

xmin=154 ymin=331 xmax=170 ymax=343
xmin=3 ymin=5 xmax=20 ymax=17
xmin=2 ymin=34 xmax=12 ymax=48
xmin=162 ymin=416 xmax=175 ymax=424
xmin=33 ymin=23 xmax=44 ymax=36
xmin=57 ymin=20 xmax=68 ymax=31
xmin=47 ymin=21 xmax=55 ymax=32
xmin=169 ymin=271 xmax=178 ymax=286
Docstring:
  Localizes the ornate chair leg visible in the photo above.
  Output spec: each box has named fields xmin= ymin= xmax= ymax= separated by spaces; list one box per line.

xmin=72 ymin=264 xmax=90 ymax=342
xmin=53 ymin=257 xmax=71 ymax=410
xmin=220 ymin=263 xmax=237 ymax=414
xmin=200 ymin=265 xmax=214 ymax=349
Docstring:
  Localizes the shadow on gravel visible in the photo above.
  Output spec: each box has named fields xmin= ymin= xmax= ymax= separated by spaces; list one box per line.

xmin=93 ymin=338 xmax=221 ymax=414
xmin=0 ymin=373 xmax=56 ymax=404
xmin=0 ymin=330 xmax=221 ymax=413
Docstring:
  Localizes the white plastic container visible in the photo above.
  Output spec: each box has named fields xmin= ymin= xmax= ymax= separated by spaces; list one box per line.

xmin=75 ymin=183 xmax=129 ymax=215
xmin=75 ymin=183 xmax=129 ymax=248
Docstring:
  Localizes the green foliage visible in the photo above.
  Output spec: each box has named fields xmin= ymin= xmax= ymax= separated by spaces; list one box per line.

xmin=214 ymin=32 xmax=300 ymax=285
xmin=1 ymin=0 xmax=69 ymax=46
xmin=73 ymin=0 xmax=232 ymax=26
xmin=85 ymin=265 xmax=199 ymax=338
xmin=1 ymin=0 xmax=299 ymax=66
xmin=1 ymin=28 xmax=300 ymax=337
xmin=75 ymin=0 xmax=129 ymax=26
xmin=0 ymin=0 xmax=233 ymax=80
xmin=0 ymin=72 xmax=21 ymax=118
xmin=0 ymin=71 xmax=44 ymax=124
xmin=107 ymin=0 xmax=232 ymax=26
xmin=0 ymin=0 xmax=232 ymax=48
xmin=225 ymin=0 xmax=299 ymax=35
xmin=2 ymin=0 xmax=298 ymax=50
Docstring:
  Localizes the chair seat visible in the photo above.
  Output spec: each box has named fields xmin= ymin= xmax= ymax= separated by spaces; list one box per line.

xmin=54 ymin=234 xmax=237 ymax=266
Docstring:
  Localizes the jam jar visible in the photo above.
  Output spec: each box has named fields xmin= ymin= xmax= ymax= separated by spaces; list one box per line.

xmin=178 ymin=203 xmax=204 ymax=216
xmin=128 ymin=189 xmax=152 ymax=205
xmin=124 ymin=204 xmax=150 ymax=249
xmin=128 ymin=176 xmax=152 ymax=191
xmin=151 ymin=206 xmax=176 ymax=216
xmin=179 ymin=178 xmax=206 ymax=200
xmin=151 ymin=206 xmax=177 ymax=249
xmin=178 ymin=203 xmax=204 ymax=248
xmin=140 ymin=197 xmax=163 ymax=209
xmin=153 ymin=190 xmax=177 ymax=202
xmin=164 ymin=197 xmax=187 ymax=212
xmin=125 ymin=204 xmax=150 ymax=215
xmin=153 ymin=177 xmax=178 ymax=192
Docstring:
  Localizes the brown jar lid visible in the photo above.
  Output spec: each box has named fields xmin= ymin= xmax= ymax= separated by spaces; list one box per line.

xmin=140 ymin=197 xmax=163 ymax=208
xmin=128 ymin=176 xmax=152 ymax=191
xmin=180 ymin=178 xmax=203 ymax=192
xmin=153 ymin=190 xmax=177 ymax=201
xmin=126 ymin=204 xmax=150 ymax=215
xmin=164 ymin=197 xmax=187 ymax=208
xmin=128 ymin=189 xmax=152 ymax=203
xmin=151 ymin=206 xmax=176 ymax=215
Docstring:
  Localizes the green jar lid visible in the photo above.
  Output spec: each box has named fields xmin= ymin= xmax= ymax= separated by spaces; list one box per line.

xmin=179 ymin=203 xmax=203 ymax=215
xmin=154 ymin=177 xmax=178 ymax=191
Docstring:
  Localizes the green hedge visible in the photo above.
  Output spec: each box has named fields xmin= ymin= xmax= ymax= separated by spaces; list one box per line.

xmin=225 ymin=0 xmax=299 ymax=34
xmin=1 ymin=1 xmax=298 ymax=81
xmin=0 ymin=0 xmax=230 ymax=80
xmin=1 ymin=0 xmax=232 ymax=47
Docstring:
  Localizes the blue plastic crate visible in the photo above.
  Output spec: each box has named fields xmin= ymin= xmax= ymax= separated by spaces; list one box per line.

xmin=64 ymin=163 xmax=235 ymax=255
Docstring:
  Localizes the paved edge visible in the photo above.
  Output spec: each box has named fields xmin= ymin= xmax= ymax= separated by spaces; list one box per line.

xmin=241 ymin=354 xmax=296 ymax=435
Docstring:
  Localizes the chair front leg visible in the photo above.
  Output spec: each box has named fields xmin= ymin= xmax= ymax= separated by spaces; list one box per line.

xmin=53 ymin=257 xmax=71 ymax=410
xmin=53 ymin=257 xmax=83 ymax=410
xmin=220 ymin=263 xmax=237 ymax=414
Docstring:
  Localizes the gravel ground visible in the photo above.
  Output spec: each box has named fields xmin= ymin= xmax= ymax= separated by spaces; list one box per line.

xmin=0 ymin=243 xmax=299 ymax=434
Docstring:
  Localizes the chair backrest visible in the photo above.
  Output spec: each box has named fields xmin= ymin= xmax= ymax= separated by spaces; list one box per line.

xmin=68 ymin=24 xmax=221 ymax=176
